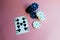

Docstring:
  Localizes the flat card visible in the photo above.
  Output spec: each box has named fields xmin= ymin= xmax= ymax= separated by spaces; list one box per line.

xmin=14 ymin=16 xmax=29 ymax=35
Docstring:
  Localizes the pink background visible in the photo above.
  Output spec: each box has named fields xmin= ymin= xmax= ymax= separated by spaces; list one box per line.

xmin=0 ymin=0 xmax=60 ymax=40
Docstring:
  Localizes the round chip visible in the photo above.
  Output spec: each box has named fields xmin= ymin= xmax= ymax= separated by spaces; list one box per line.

xmin=33 ymin=20 xmax=41 ymax=29
xmin=36 ymin=11 xmax=45 ymax=21
xmin=31 ymin=3 xmax=39 ymax=11
xmin=30 ymin=12 xmax=37 ymax=19
xmin=25 ymin=3 xmax=39 ymax=13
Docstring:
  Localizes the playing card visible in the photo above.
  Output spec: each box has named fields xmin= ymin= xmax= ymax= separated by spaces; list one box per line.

xmin=14 ymin=16 xmax=29 ymax=35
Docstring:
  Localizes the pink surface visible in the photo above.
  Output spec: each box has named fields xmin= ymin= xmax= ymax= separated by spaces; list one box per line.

xmin=0 ymin=0 xmax=60 ymax=40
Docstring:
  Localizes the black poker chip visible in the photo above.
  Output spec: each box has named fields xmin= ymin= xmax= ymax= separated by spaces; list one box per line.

xmin=30 ymin=12 xmax=37 ymax=19
xmin=25 ymin=3 xmax=39 ymax=14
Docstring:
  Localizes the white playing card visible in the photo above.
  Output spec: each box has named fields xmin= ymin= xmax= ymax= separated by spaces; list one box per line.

xmin=36 ymin=11 xmax=45 ymax=21
xmin=14 ymin=16 xmax=29 ymax=35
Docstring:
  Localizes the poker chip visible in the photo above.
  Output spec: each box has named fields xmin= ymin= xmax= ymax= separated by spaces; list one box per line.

xmin=33 ymin=20 xmax=41 ymax=29
xmin=30 ymin=12 xmax=37 ymax=19
xmin=36 ymin=11 xmax=45 ymax=21
xmin=25 ymin=3 xmax=39 ymax=13
xmin=31 ymin=3 xmax=39 ymax=11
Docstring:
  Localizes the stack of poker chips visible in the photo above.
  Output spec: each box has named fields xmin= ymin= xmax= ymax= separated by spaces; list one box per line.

xmin=25 ymin=3 xmax=39 ymax=19
xmin=25 ymin=3 xmax=46 ymax=29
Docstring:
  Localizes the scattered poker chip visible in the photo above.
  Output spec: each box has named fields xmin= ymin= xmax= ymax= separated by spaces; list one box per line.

xmin=33 ymin=20 xmax=41 ymax=29
xmin=30 ymin=12 xmax=37 ymax=19
xmin=36 ymin=11 xmax=45 ymax=21
xmin=25 ymin=3 xmax=39 ymax=13
xmin=31 ymin=3 xmax=39 ymax=11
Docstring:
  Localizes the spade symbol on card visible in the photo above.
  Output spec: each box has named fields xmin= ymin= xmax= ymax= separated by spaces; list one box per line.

xmin=16 ymin=29 xmax=21 ymax=32
xmin=15 ymin=16 xmax=29 ymax=35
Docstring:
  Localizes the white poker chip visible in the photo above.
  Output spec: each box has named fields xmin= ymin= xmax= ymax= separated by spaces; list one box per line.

xmin=33 ymin=20 xmax=41 ymax=29
xmin=36 ymin=11 xmax=45 ymax=21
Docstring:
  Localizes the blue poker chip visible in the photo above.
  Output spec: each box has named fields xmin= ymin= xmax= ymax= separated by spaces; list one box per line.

xmin=30 ymin=12 xmax=37 ymax=19
xmin=25 ymin=3 xmax=39 ymax=13
xmin=31 ymin=3 xmax=39 ymax=11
